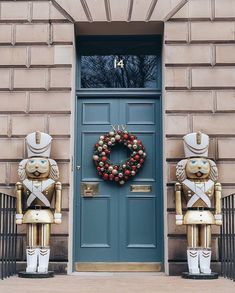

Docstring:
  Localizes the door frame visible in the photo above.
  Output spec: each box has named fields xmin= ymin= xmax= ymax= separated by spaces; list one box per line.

xmin=73 ymin=35 xmax=164 ymax=271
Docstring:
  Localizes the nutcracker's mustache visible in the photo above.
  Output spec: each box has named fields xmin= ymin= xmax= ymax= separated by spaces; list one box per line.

xmin=191 ymin=169 xmax=208 ymax=174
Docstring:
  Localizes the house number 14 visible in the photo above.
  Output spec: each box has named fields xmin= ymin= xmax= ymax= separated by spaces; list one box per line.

xmin=114 ymin=58 xmax=124 ymax=68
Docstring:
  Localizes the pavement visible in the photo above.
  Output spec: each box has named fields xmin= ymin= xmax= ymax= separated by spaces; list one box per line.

xmin=0 ymin=273 xmax=234 ymax=293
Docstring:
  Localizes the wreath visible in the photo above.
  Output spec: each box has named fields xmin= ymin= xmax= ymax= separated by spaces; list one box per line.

xmin=93 ymin=128 xmax=146 ymax=185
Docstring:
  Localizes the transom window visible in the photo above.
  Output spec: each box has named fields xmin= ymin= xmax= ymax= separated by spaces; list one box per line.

xmin=78 ymin=36 xmax=161 ymax=89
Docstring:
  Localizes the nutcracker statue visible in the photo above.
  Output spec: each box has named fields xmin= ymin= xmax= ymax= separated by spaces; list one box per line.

xmin=15 ymin=131 xmax=62 ymax=277
xmin=175 ymin=132 xmax=222 ymax=278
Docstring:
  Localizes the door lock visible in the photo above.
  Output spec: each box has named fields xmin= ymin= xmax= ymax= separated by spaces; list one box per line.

xmin=76 ymin=165 xmax=81 ymax=170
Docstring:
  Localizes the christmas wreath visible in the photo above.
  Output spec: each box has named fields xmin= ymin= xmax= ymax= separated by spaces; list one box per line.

xmin=93 ymin=128 xmax=146 ymax=185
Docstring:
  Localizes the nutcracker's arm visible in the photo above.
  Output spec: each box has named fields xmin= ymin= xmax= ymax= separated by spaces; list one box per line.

xmin=175 ymin=182 xmax=183 ymax=225
xmin=214 ymin=182 xmax=222 ymax=225
xmin=54 ymin=181 xmax=62 ymax=224
xmin=15 ymin=182 xmax=23 ymax=224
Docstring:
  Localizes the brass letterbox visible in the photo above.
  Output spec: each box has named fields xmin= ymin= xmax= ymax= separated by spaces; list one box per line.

xmin=81 ymin=182 xmax=99 ymax=197
xmin=130 ymin=185 xmax=152 ymax=193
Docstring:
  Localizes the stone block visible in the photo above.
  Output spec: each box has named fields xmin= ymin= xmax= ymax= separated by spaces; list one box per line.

xmin=48 ymin=114 xmax=70 ymax=135
xmin=29 ymin=92 xmax=71 ymax=113
xmin=191 ymin=21 xmax=235 ymax=42
xmin=1 ymin=1 xmax=29 ymax=20
xmin=30 ymin=46 xmax=54 ymax=66
xmin=57 ymin=163 xmax=70 ymax=184
xmin=0 ymin=24 xmax=12 ymax=44
xmin=215 ymin=0 xmax=235 ymax=19
xmin=216 ymin=91 xmax=235 ymax=111
xmin=193 ymin=114 xmax=235 ymax=135
xmin=61 ymin=187 xmax=70 ymax=209
xmin=15 ymin=24 xmax=49 ymax=44
xmin=14 ymin=69 xmax=47 ymax=89
xmin=164 ymin=22 xmax=188 ymax=42
xmin=50 ymin=4 xmax=67 ymax=20
xmin=54 ymin=45 xmax=73 ymax=65
xmin=0 ymin=69 xmax=10 ymax=89
xmin=52 ymin=24 xmax=74 ymax=43
xmin=165 ymin=139 xmax=184 ymax=159
xmin=32 ymin=1 xmax=50 ymax=20
xmin=11 ymin=115 xmax=46 ymax=136
xmin=0 ymin=115 xmax=9 ymax=136
xmin=8 ymin=162 xmax=18 ymax=185
xmin=165 ymin=91 xmax=213 ymax=112
xmin=218 ymin=139 xmax=235 ymax=159
xmin=165 ymin=45 xmax=212 ymax=65
xmin=0 ymin=187 xmax=15 ymax=197
xmin=0 ymin=163 xmax=6 ymax=184
xmin=0 ymin=92 xmax=27 ymax=113
xmin=165 ymin=115 xmax=189 ymax=135
xmin=192 ymin=68 xmax=235 ymax=88
xmin=50 ymin=236 xmax=68 ymax=260
xmin=168 ymin=163 xmax=177 ymax=182
xmin=173 ymin=0 xmax=212 ymax=19
xmin=167 ymin=186 xmax=176 ymax=210
xmin=50 ymin=68 xmax=72 ymax=89
xmin=165 ymin=68 xmax=189 ymax=89
xmin=51 ymin=138 xmax=70 ymax=160
xmin=218 ymin=163 xmax=235 ymax=184
xmin=0 ymin=47 xmax=27 ymax=66
xmin=216 ymin=45 xmax=235 ymax=64
xmin=0 ymin=139 xmax=24 ymax=159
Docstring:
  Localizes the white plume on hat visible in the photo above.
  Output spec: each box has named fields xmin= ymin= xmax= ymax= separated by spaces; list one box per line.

xmin=26 ymin=131 xmax=52 ymax=158
xmin=183 ymin=131 xmax=209 ymax=158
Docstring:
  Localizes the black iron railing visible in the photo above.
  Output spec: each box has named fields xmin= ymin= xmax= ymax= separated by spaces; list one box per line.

xmin=0 ymin=193 xmax=17 ymax=279
xmin=220 ymin=193 xmax=235 ymax=281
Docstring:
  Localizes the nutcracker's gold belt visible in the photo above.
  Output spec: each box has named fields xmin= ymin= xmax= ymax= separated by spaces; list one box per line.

xmin=188 ymin=207 xmax=212 ymax=211
xmin=28 ymin=205 xmax=49 ymax=210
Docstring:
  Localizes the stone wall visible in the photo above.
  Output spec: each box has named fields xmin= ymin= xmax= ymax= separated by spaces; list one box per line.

xmin=0 ymin=0 xmax=74 ymax=272
xmin=164 ymin=0 xmax=235 ymax=274
xmin=0 ymin=0 xmax=235 ymax=275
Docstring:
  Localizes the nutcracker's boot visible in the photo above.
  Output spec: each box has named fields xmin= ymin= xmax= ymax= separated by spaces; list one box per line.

xmin=38 ymin=247 xmax=50 ymax=273
xmin=199 ymin=249 xmax=211 ymax=274
xmin=26 ymin=247 xmax=39 ymax=273
xmin=187 ymin=249 xmax=200 ymax=274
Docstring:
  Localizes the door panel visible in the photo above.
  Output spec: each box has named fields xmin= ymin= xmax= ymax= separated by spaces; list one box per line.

xmin=74 ymin=97 xmax=163 ymax=263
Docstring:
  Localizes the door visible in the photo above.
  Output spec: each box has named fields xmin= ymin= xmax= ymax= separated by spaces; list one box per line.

xmin=74 ymin=36 xmax=163 ymax=270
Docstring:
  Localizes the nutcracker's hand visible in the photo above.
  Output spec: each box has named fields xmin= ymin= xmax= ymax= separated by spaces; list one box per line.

xmin=175 ymin=215 xmax=183 ymax=226
xmin=16 ymin=214 xmax=23 ymax=225
xmin=54 ymin=213 xmax=62 ymax=224
xmin=214 ymin=214 xmax=222 ymax=226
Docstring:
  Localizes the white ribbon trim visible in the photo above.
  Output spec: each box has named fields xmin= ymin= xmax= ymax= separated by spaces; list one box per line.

xmin=24 ymin=179 xmax=54 ymax=207
xmin=183 ymin=179 xmax=213 ymax=208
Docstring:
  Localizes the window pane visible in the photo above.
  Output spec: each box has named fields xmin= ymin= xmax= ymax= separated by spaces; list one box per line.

xmin=79 ymin=37 xmax=161 ymax=89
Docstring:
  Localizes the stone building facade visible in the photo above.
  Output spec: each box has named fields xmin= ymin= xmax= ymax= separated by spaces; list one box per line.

xmin=0 ymin=0 xmax=234 ymax=275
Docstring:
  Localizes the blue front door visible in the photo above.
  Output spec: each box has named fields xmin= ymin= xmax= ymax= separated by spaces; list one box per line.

xmin=74 ymin=36 xmax=163 ymax=268
xmin=74 ymin=97 xmax=163 ymax=263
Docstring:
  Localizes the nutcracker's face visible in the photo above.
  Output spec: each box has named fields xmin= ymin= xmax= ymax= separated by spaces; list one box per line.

xmin=185 ymin=158 xmax=210 ymax=179
xmin=25 ymin=157 xmax=50 ymax=179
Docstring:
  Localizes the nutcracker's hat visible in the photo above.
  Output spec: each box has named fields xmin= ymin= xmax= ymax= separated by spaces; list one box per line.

xmin=183 ymin=131 xmax=209 ymax=158
xmin=26 ymin=131 xmax=52 ymax=158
